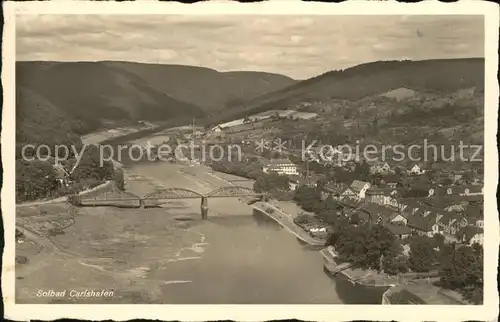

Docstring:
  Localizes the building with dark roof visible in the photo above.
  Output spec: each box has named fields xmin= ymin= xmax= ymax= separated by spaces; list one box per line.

xmin=384 ymin=223 xmax=412 ymax=239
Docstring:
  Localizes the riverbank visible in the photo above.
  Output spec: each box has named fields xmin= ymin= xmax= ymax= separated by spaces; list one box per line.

xmin=321 ymin=245 xmax=400 ymax=287
xmin=17 ymin=180 xmax=115 ymax=208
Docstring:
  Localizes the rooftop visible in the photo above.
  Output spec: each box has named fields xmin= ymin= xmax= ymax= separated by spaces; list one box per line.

xmin=384 ymin=223 xmax=412 ymax=235
xmin=407 ymin=215 xmax=433 ymax=231
xmin=350 ymin=180 xmax=370 ymax=192
xmin=267 ymin=158 xmax=295 ymax=165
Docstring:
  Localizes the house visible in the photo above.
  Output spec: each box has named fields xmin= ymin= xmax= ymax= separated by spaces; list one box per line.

xmin=390 ymin=213 xmax=409 ymax=225
xmin=469 ymin=231 xmax=484 ymax=246
xmin=365 ymin=187 xmax=398 ymax=207
xmin=407 ymin=214 xmax=440 ymax=238
xmin=307 ymin=146 xmax=343 ymax=166
xmin=428 ymin=186 xmax=455 ymax=197
xmin=369 ymin=161 xmax=391 ymax=175
xmin=387 ymin=182 xmax=398 ymax=189
xmin=340 ymin=187 xmax=356 ymax=200
xmin=409 ymin=164 xmax=425 ymax=175
xmin=449 ymin=173 xmax=463 ymax=184
xmin=458 ymin=185 xmax=483 ymax=196
xmin=262 ymin=159 xmax=299 ymax=176
xmin=436 ymin=211 xmax=464 ymax=242
xmin=321 ymin=182 xmax=348 ymax=200
xmin=384 ymin=223 xmax=412 ymax=239
xmin=463 ymin=204 xmax=483 ymax=223
xmin=53 ymin=163 xmax=71 ymax=188
xmin=361 ymin=203 xmax=399 ymax=223
xmin=340 ymin=197 xmax=364 ymax=209
xmin=398 ymin=198 xmax=426 ymax=214
xmin=457 ymin=225 xmax=484 ymax=246
xmin=348 ymin=180 xmax=371 ymax=199
xmin=289 ymin=177 xmax=317 ymax=191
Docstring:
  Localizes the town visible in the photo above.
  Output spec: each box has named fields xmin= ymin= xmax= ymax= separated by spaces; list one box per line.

xmin=154 ymin=114 xmax=485 ymax=304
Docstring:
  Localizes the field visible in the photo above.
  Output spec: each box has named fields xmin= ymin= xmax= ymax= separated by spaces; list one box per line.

xmin=15 ymin=158 xmax=261 ymax=302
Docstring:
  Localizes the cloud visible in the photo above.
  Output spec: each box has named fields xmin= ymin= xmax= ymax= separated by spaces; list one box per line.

xmin=16 ymin=15 xmax=484 ymax=79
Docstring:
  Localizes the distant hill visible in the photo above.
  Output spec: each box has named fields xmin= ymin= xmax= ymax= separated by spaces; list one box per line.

xmin=210 ymin=58 xmax=485 ymax=125
xmin=16 ymin=61 xmax=296 ymax=129
xmin=103 ymin=61 xmax=297 ymax=111
xmin=16 ymin=61 xmax=206 ymax=133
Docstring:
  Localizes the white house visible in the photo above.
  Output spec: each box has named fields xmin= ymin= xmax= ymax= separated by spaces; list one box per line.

xmin=470 ymin=232 xmax=484 ymax=246
xmin=458 ymin=185 xmax=483 ymax=196
xmin=348 ymin=180 xmax=371 ymax=199
xmin=365 ymin=187 xmax=398 ymax=207
xmin=262 ymin=159 xmax=299 ymax=176
xmin=390 ymin=213 xmax=408 ymax=225
xmin=369 ymin=161 xmax=391 ymax=174
xmin=409 ymin=164 xmax=425 ymax=175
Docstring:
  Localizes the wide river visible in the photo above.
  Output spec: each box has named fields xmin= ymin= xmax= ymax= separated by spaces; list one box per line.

xmin=121 ymin=160 xmax=384 ymax=304
xmin=16 ymin=131 xmax=383 ymax=304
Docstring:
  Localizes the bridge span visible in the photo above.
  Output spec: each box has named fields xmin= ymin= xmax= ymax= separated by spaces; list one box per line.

xmin=78 ymin=185 xmax=264 ymax=220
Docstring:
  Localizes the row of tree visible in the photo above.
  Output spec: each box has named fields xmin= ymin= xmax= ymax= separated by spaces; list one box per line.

xmin=16 ymin=145 xmax=116 ymax=202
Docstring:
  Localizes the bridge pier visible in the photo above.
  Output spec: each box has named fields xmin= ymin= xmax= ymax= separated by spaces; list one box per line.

xmin=201 ymin=196 xmax=208 ymax=220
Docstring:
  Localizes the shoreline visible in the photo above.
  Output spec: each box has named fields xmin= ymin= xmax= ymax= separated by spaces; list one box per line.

xmin=201 ymin=166 xmax=396 ymax=293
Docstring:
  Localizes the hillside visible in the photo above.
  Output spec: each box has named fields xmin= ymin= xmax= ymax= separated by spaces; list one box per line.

xmin=104 ymin=61 xmax=296 ymax=111
xmin=16 ymin=61 xmax=206 ymax=133
xmin=210 ymin=58 xmax=485 ymax=125
xmin=16 ymin=87 xmax=83 ymax=156
xmin=16 ymin=61 xmax=296 ymax=128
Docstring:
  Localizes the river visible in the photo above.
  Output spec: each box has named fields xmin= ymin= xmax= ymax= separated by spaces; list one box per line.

xmin=16 ymin=129 xmax=384 ymax=304
xmin=120 ymin=160 xmax=385 ymax=304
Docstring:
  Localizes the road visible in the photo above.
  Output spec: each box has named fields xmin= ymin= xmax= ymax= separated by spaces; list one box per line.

xmin=252 ymin=202 xmax=325 ymax=246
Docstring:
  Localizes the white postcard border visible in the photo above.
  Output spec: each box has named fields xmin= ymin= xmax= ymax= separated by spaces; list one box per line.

xmin=2 ymin=1 xmax=499 ymax=321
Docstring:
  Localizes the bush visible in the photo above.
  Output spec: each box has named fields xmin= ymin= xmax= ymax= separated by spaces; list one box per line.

xmin=16 ymin=159 xmax=58 ymax=202
xmin=16 ymin=256 xmax=29 ymax=264
xmin=67 ymin=194 xmax=82 ymax=206
xmin=113 ymin=168 xmax=125 ymax=191
xmin=48 ymin=227 xmax=65 ymax=236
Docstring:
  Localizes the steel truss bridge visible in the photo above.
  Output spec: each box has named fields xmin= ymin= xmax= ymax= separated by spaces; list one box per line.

xmin=80 ymin=185 xmax=263 ymax=220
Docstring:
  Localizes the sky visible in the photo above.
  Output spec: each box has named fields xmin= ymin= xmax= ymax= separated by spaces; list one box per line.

xmin=16 ymin=15 xmax=484 ymax=79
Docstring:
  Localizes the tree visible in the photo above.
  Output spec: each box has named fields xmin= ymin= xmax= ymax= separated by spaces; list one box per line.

xmin=441 ymin=177 xmax=454 ymax=186
xmin=432 ymin=233 xmax=445 ymax=249
xmin=16 ymin=159 xmax=58 ymax=201
xmin=112 ymin=168 xmax=125 ymax=191
xmin=317 ymin=195 xmax=341 ymax=224
xmin=253 ymin=172 xmax=290 ymax=193
xmin=293 ymin=186 xmax=321 ymax=212
xmin=354 ymin=160 xmax=370 ymax=178
xmin=70 ymin=145 xmax=114 ymax=183
xmin=461 ymin=171 xmax=473 ymax=184
xmin=439 ymin=244 xmax=483 ymax=304
xmin=408 ymin=235 xmax=437 ymax=272
xmin=333 ymin=223 xmax=402 ymax=274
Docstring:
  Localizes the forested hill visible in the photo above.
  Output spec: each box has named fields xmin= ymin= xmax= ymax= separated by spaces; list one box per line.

xmin=16 ymin=61 xmax=206 ymax=135
xmin=16 ymin=61 xmax=296 ymax=124
xmin=210 ymin=58 xmax=484 ymax=125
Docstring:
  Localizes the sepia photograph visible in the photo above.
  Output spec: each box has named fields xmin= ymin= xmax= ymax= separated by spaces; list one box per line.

xmin=2 ymin=1 xmax=499 ymax=321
